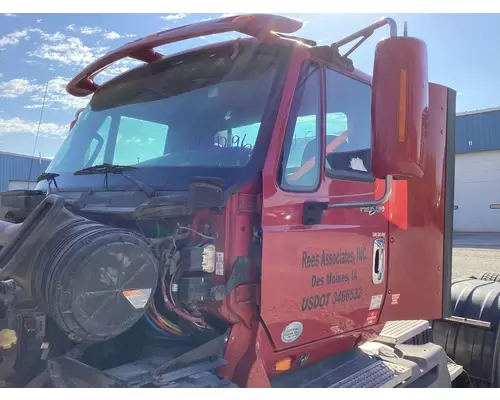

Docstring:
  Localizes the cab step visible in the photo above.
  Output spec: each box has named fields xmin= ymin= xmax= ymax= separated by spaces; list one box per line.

xmin=329 ymin=359 xmax=411 ymax=388
xmin=447 ymin=360 xmax=463 ymax=382
xmin=377 ymin=320 xmax=430 ymax=345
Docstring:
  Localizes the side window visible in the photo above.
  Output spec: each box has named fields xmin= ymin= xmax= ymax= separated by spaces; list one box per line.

xmin=114 ymin=116 xmax=169 ymax=165
xmin=279 ymin=63 xmax=321 ymax=192
xmin=325 ymin=67 xmax=372 ymax=179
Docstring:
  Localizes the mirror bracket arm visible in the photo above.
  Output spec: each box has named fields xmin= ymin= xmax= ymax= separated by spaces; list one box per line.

xmin=302 ymin=175 xmax=394 ymax=225
xmin=327 ymin=175 xmax=393 ymax=210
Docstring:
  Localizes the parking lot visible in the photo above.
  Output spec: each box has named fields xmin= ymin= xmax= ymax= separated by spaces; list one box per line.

xmin=452 ymin=233 xmax=500 ymax=278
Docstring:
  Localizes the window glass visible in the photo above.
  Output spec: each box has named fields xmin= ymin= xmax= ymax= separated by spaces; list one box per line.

xmin=114 ymin=117 xmax=168 ymax=165
xmin=86 ymin=116 xmax=111 ymax=166
xmin=214 ymin=122 xmax=260 ymax=149
xmin=280 ymin=63 xmax=321 ymax=192
xmin=325 ymin=68 xmax=372 ymax=177
xmin=46 ymin=47 xmax=280 ymax=173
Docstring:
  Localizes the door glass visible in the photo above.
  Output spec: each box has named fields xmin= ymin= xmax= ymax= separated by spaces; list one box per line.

xmin=324 ymin=68 xmax=372 ymax=178
xmin=279 ymin=63 xmax=321 ymax=192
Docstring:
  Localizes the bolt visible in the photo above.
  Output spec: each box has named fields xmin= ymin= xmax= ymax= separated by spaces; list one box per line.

xmin=297 ymin=354 xmax=309 ymax=367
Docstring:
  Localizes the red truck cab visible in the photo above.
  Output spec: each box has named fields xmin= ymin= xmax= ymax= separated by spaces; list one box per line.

xmin=0 ymin=14 xmax=459 ymax=388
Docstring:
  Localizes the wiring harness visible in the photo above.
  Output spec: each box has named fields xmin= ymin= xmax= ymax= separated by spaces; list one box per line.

xmin=142 ymin=222 xmax=216 ymax=341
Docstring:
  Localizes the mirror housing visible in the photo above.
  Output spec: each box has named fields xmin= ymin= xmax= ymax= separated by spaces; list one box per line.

xmin=371 ymin=36 xmax=429 ymax=180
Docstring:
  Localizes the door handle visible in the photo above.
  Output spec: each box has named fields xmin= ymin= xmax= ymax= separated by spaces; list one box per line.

xmin=372 ymin=239 xmax=385 ymax=284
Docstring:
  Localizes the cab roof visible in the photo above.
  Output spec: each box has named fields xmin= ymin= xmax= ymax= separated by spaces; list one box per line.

xmin=66 ymin=13 xmax=395 ymax=98
xmin=66 ymin=14 xmax=307 ymax=97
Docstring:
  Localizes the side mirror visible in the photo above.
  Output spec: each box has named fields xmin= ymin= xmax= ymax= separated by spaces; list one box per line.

xmin=371 ymin=36 xmax=429 ymax=180
xmin=69 ymin=108 xmax=84 ymax=131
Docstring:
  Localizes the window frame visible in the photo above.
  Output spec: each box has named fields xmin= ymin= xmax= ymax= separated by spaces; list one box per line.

xmin=277 ymin=60 xmax=323 ymax=193
xmin=323 ymin=65 xmax=375 ymax=184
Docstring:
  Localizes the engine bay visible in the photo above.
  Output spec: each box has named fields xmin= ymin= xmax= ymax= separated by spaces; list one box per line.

xmin=0 ymin=179 xmax=245 ymax=387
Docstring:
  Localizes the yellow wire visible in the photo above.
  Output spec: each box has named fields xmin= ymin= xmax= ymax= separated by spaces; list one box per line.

xmin=149 ymin=301 xmax=183 ymax=335
xmin=147 ymin=310 xmax=181 ymax=335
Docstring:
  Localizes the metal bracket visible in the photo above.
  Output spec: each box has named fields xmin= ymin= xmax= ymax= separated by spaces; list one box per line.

xmin=302 ymin=175 xmax=393 ymax=226
xmin=328 ymin=175 xmax=393 ymax=210
xmin=331 ymin=17 xmax=398 ymax=58
xmin=210 ymin=257 xmax=250 ymax=300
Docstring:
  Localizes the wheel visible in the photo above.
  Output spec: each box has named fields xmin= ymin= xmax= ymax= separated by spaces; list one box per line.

xmin=432 ymin=277 xmax=500 ymax=387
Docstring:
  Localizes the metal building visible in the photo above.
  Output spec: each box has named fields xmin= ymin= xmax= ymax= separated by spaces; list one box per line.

xmin=0 ymin=151 xmax=51 ymax=193
xmin=454 ymin=107 xmax=500 ymax=232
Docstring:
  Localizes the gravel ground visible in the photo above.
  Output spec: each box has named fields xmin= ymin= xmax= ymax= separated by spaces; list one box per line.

xmin=452 ymin=233 xmax=500 ymax=278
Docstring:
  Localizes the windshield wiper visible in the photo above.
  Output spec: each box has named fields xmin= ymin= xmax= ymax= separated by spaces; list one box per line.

xmin=74 ymin=164 xmax=137 ymax=175
xmin=37 ymin=172 xmax=60 ymax=193
xmin=73 ymin=163 xmax=156 ymax=198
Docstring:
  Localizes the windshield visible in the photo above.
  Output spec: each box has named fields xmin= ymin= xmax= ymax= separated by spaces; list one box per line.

xmin=43 ymin=42 xmax=289 ymax=192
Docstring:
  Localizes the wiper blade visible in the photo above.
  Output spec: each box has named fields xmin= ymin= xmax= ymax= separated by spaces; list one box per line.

xmin=74 ymin=163 xmax=156 ymax=198
xmin=73 ymin=163 xmax=137 ymax=175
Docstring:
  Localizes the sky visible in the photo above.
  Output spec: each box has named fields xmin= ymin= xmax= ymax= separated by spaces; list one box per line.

xmin=0 ymin=12 xmax=499 ymax=160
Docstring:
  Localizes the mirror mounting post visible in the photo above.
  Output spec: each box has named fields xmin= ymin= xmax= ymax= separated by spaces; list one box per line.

xmin=330 ymin=18 xmax=398 ymax=59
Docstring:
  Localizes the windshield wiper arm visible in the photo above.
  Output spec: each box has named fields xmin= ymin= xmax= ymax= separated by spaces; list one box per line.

xmin=37 ymin=172 xmax=60 ymax=193
xmin=73 ymin=163 xmax=156 ymax=198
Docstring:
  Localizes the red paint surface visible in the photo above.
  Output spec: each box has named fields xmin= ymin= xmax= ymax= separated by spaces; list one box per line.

xmin=220 ymin=320 xmax=381 ymax=387
xmin=372 ymin=36 xmax=428 ymax=180
xmin=365 ymin=310 xmax=379 ymax=325
xmin=219 ymin=78 xmax=451 ymax=386
xmin=259 ymin=48 xmax=389 ymax=352
xmin=378 ymin=83 xmax=449 ymax=322
xmin=66 ymin=14 xmax=303 ymax=97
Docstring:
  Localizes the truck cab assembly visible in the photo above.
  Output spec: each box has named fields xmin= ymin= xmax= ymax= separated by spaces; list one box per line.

xmin=0 ymin=13 xmax=498 ymax=388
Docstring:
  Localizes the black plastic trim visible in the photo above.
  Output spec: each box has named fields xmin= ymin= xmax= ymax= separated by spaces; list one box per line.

xmin=325 ymin=168 xmax=376 ymax=184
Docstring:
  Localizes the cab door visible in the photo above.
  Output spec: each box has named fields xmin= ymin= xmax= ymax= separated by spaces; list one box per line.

xmin=260 ymin=59 xmax=390 ymax=351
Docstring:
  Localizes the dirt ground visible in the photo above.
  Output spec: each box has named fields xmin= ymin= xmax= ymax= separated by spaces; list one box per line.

xmin=452 ymin=233 xmax=500 ymax=278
